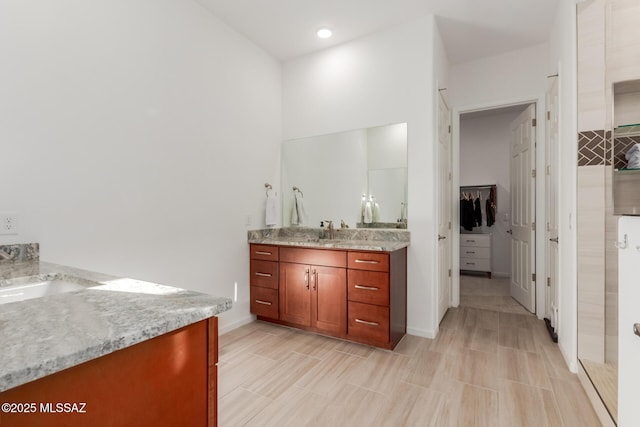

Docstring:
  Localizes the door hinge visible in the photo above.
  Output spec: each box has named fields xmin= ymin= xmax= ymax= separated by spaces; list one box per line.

xmin=532 ymin=118 xmax=537 ymax=127
xmin=547 ymin=111 xmax=550 ymax=121
xmin=532 ymin=222 xmax=536 ymax=231
xmin=532 ymin=273 xmax=536 ymax=282
xmin=448 ymin=172 xmax=452 ymax=180
xmin=547 ymin=222 xmax=550 ymax=231
xmin=448 ymin=125 xmax=451 ymax=134
xmin=448 ymin=221 xmax=451 ymax=230
xmin=532 ymin=169 xmax=536 ymax=178
xmin=547 ymin=277 xmax=551 ymax=287
xmin=448 ymin=269 xmax=452 ymax=277
xmin=546 ymin=165 xmax=551 ymax=175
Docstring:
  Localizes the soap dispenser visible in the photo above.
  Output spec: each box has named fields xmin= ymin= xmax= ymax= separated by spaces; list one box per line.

xmin=319 ymin=221 xmax=325 ymax=239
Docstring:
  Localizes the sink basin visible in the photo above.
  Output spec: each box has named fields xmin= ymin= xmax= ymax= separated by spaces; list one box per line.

xmin=0 ymin=279 xmax=91 ymax=305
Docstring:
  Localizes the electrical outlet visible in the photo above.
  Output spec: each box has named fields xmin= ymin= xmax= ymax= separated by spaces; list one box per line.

xmin=0 ymin=212 xmax=19 ymax=235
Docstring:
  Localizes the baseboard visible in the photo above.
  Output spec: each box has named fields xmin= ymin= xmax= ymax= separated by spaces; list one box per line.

xmin=219 ymin=314 xmax=256 ymax=335
xmin=407 ymin=326 xmax=436 ymax=339
xmin=491 ymin=272 xmax=510 ymax=278
xmin=559 ymin=341 xmax=578 ymax=373
xmin=577 ymin=364 xmax=616 ymax=427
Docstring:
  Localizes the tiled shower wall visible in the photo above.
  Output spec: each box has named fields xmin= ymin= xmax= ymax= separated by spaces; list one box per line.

xmin=577 ymin=0 xmax=640 ymax=367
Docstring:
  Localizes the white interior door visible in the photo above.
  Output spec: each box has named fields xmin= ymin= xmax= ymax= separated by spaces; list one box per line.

xmin=510 ymin=104 xmax=536 ymax=313
xmin=437 ymin=93 xmax=452 ymax=323
xmin=545 ymin=77 xmax=559 ymax=330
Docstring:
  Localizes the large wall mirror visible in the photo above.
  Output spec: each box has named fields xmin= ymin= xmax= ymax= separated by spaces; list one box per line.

xmin=282 ymin=123 xmax=407 ymax=229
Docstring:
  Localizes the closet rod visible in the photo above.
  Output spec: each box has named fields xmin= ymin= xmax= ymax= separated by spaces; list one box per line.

xmin=460 ymin=185 xmax=496 ymax=190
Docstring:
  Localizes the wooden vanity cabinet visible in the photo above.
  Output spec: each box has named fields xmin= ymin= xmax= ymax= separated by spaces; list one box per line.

xmin=279 ymin=247 xmax=347 ymax=335
xmin=249 ymin=244 xmax=279 ymax=319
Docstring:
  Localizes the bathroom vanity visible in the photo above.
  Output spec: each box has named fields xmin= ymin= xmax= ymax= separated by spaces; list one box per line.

xmin=0 ymin=247 xmax=231 ymax=427
xmin=248 ymin=228 xmax=409 ymax=350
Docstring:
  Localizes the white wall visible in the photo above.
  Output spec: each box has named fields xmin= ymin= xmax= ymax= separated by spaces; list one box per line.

xmin=283 ymin=15 xmax=440 ymax=337
xmin=460 ymin=111 xmax=520 ymax=276
xmin=0 ymin=0 xmax=282 ymax=332
xmin=549 ymin=0 xmax=579 ymax=373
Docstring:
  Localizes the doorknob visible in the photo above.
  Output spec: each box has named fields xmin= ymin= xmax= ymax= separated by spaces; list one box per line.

xmin=438 ymin=235 xmax=446 ymax=241
xmin=549 ymin=237 xmax=559 ymax=243
xmin=634 ymin=323 xmax=640 ymax=337
xmin=506 ymin=229 xmax=513 ymax=234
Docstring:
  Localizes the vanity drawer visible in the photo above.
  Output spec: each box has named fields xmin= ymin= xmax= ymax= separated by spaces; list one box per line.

xmin=280 ymin=247 xmax=346 ymax=268
xmin=347 ymin=251 xmax=389 ymax=272
xmin=250 ymin=286 xmax=279 ymax=319
xmin=250 ymin=244 xmax=279 ymax=261
xmin=348 ymin=270 xmax=390 ymax=306
xmin=348 ymin=301 xmax=389 ymax=343
xmin=460 ymin=258 xmax=491 ymax=272
xmin=460 ymin=234 xmax=490 ymax=248
xmin=460 ymin=247 xmax=490 ymax=259
xmin=250 ymin=260 xmax=278 ymax=289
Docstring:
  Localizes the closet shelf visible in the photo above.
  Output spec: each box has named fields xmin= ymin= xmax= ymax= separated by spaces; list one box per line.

xmin=614 ymin=124 xmax=640 ymax=138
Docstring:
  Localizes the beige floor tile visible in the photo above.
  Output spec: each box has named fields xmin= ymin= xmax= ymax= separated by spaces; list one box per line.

xmin=246 ymin=351 xmax=320 ymax=399
xmin=440 ymin=382 xmax=499 ymax=427
xmin=392 ymin=333 xmax=431 ymax=357
xmin=499 ymin=380 xmax=563 ymax=427
xmin=218 ymin=350 xmax=277 ymax=397
xmin=244 ymin=386 xmax=329 ymax=427
xmin=294 ymin=350 xmax=362 ymax=396
xmin=373 ymin=382 xmax=447 ymax=427
xmin=333 ymin=339 xmax=376 ymax=358
xmin=289 ymin=331 xmax=340 ymax=360
xmin=550 ymin=376 xmax=602 ymax=426
xmin=218 ymin=387 xmax=273 ymax=427
xmin=451 ymin=348 xmax=499 ymax=391
xmin=314 ymin=383 xmax=388 ymax=427
xmin=403 ymin=346 xmax=444 ymax=388
xmin=498 ymin=347 xmax=552 ymax=389
xmin=348 ymin=349 xmax=410 ymax=395
xmin=469 ymin=327 xmax=499 ymax=353
xmin=499 ymin=326 xmax=538 ymax=353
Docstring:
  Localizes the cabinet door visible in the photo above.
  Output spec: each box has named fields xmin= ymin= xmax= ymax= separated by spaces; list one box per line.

xmin=279 ymin=262 xmax=311 ymax=326
xmin=311 ymin=265 xmax=346 ymax=334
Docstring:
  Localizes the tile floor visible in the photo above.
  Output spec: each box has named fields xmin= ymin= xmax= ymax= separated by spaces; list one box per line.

xmin=218 ymin=307 xmax=601 ymax=426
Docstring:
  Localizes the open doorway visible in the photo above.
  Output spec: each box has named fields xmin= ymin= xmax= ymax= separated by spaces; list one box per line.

xmin=457 ymin=103 xmax=537 ymax=315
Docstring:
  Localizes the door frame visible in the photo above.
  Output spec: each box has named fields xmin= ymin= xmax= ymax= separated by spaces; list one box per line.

xmin=451 ymin=94 xmax=547 ymax=319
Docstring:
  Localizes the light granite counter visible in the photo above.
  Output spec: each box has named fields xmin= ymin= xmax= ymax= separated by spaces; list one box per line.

xmin=0 ymin=259 xmax=232 ymax=392
xmin=248 ymin=227 xmax=410 ymax=252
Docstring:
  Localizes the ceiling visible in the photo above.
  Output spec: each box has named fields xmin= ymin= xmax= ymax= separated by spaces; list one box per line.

xmin=195 ymin=0 xmax=560 ymax=64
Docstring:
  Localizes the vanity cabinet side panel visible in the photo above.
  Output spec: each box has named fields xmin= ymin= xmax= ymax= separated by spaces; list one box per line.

xmin=208 ymin=317 xmax=218 ymax=427
xmin=390 ymin=248 xmax=408 ymax=347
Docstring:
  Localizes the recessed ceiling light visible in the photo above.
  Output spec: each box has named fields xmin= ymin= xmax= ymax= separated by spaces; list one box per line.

xmin=317 ymin=28 xmax=332 ymax=39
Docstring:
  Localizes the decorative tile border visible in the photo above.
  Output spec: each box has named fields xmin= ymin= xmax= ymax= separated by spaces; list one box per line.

xmin=578 ymin=130 xmax=608 ymax=166
xmin=614 ymin=136 xmax=640 ymax=169
xmin=0 ymin=243 xmax=39 ymax=264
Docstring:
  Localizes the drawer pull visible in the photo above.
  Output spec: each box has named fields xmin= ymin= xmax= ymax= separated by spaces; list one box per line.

xmin=255 ymin=272 xmax=272 ymax=277
xmin=255 ymin=251 xmax=272 ymax=256
xmin=466 ymin=262 xmax=476 ymax=265
xmin=255 ymin=300 xmax=272 ymax=306
xmin=466 ymin=251 xmax=475 ymax=254
xmin=354 ymin=285 xmax=379 ymax=291
xmin=354 ymin=259 xmax=379 ymax=264
xmin=355 ymin=319 xmax=379 ymax=327
xmin=467 ymin=240 xmax=475 ymax=243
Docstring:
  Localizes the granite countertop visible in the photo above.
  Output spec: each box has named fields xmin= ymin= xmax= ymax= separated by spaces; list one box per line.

xmin=0 ymin=260 xmax=232 ymax=392
xmin=248 ymin=227 xmax=410 ymax=252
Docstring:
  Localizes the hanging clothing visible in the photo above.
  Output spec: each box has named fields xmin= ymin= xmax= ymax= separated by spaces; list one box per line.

xmin=486 ymin=187 xmax=496 ymax=227
xmin=474 ymin=197 xmax=482 ymax=227
xmin=460 ymin=197 xmax=475 ymax=231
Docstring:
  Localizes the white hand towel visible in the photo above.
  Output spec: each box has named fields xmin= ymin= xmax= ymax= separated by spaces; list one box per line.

xmin=295 ymin=193 xmax=307 ymax=225
xmin=265 ymin=195 xmax=278 ymax=226
xmin=291 ymin=197 xmax=299 ymax=225
xmin=626 ymin=143 xmax=640 ymax=159
xmin=364 ymin=201 xmax=373 ymax=224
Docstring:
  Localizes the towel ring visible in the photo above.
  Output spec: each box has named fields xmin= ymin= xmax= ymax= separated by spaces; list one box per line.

xmin=265 ymin=183 xmax=273 ymax=197
xmin=293 ymin=186 xmax=304 ymax=197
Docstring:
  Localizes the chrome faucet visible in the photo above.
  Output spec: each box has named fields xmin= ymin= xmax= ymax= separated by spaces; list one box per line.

xmin=340 ymin=219 xmax=349 ymax=229
xmin=324 ymin=220 xmax=335 ymax=240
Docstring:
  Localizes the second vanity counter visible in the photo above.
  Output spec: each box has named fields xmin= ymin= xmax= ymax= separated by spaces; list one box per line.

xmin=0 ymin=259 xmax=232 ymax=393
